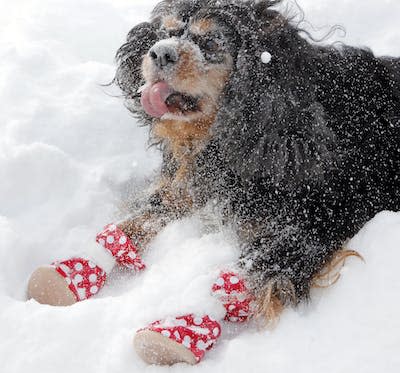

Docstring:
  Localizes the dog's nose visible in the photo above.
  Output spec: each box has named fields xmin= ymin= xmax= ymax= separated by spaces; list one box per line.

xmin=149 ymin=43 xmax=179 ymax=69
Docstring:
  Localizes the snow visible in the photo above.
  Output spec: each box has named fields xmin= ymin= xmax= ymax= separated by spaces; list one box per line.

xmin=261 ymin=51 xmax=272 ymax=64
xmin=0 ymin=0 xmax=399 ymax=372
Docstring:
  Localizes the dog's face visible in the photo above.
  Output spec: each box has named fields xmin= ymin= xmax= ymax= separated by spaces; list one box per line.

xmin=140 ymin=15 xmax=234 ymax=123
xmin=115 ymin=0 xmax=286 ymax=147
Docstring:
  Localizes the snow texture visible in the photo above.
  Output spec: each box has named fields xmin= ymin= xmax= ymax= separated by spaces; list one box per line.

xmin=0 ymin=0 xmax=399 ymax=372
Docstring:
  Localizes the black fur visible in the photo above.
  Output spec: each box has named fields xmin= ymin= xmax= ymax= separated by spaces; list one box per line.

xmin=115 ymin=0 xmax=400 ymax=303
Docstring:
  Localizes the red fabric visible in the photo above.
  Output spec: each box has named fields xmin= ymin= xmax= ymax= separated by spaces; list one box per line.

xmin=141 ymin=314 xmax=221 ymax=363
xmin=212 ymin=271 xmax=255 ymax=322
xmin=54 ymin=258 xmax=107 ymax=302
xmin=96 ymin=224 xmax=145 ymax=271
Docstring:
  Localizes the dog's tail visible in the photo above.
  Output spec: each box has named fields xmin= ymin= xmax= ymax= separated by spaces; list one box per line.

xmin=253 ymin=249 xmax=364 ymax=328
xmin=312 ymin=249 xmax=364 ymax=289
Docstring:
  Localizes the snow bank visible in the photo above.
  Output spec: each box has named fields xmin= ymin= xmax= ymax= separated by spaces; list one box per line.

xmin=0 ymin=1 xmax=399 ymax=372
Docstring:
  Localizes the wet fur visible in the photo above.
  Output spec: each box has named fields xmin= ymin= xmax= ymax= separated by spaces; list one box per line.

xmin=114 ymin=0 xmax=400 ymax=322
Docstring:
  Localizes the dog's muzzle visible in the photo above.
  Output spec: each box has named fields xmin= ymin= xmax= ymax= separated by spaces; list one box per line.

xmin=149 ymin=40 xmax=179 ymax=69
xmin=141 ymin=39 xmax=201 ymax=119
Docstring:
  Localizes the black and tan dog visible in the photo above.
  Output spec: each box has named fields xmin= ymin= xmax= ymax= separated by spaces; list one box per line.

xmin=27 ymin=0 xmax=400 ymax=366
xmin=115 ymin=0 xmax=400 ymax=320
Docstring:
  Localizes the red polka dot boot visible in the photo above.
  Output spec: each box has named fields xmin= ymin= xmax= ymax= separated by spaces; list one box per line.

xmin=134 ymin=314 xmax=221 ymax=365
xmin=27 ymin=224 xmax=145 ymax=306
xmin=212 ymin=271 xmax=255 ymax=322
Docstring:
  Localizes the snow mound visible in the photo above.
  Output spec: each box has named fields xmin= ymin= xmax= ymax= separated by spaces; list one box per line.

xmin=0 ymin=1 xmax=399 ymax=372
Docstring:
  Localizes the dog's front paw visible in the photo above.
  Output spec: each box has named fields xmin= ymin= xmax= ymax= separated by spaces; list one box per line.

xmin=134 ymin=314 xmax=221 ymax=365
xmin=27 ymin=258 xmax=106 ymax=306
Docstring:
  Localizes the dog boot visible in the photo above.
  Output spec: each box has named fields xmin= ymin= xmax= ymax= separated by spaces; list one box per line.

xmin=134 ymin=314 xmax=221 ymax=365
xmin=212 ymin=271 xmax=255 ymax=322
xmin=27 ymin=223 xmax=145 ymax=306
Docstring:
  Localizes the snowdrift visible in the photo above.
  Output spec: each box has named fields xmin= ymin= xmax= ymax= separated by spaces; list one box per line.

xmin=0 ymin=1 xmax=399 ymax=372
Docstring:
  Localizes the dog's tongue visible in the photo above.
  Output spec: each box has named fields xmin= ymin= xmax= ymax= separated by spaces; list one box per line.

xmin=141 ymin=82 xmax=174 ymax=118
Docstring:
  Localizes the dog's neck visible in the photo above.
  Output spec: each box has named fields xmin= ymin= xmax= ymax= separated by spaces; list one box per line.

xmin=153 ymin=115 xmax=215 ymax=183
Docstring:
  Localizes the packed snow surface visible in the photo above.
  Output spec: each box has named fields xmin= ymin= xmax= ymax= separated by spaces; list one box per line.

xmin=0 ymin=0 xmax=399 ymax=372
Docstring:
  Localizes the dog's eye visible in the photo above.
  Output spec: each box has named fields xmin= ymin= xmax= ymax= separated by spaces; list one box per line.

xmin=203 ymin=39 xmax=219 ymax=53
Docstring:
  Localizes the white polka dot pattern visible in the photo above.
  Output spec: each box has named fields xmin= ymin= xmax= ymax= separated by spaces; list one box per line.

xmin=212 ymin=271 xmax=254 ymax=323
xmin=96 ymin=224 xmax=145 ymax=271
xmin=53 ymin=258 xmax=106 ymax=302
xmin=161 ymin=330 xmax=171 ymax=337
xmin=139 ymin=314 xmax=221 ymax=363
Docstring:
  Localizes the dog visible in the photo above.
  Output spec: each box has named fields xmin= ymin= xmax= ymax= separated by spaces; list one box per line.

xmin=113 ymin=0 xmax=400 ymax=323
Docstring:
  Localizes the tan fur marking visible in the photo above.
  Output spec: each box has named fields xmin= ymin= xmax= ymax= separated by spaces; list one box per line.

xmin=176 ymin=50 xmax=201 ymax=87
xmin=254 ymin=277 xmax=296 ymax=328
xmin=255 ymin=287 xmax=284 ymax=328
xmin=162 ymin=15 xmax=183 ymax=30
xmin=312 ymin=249 xmax=364 ymax=288
xmin=157 ymin=176 xmax=194 ymax=210
xmin=171 ymin=57 xmax=231 ymax=101
xmin=154 ymin=116 xmax=214 ymax=145
xmin=190 ymin=18 xmax=216 ymax=35
xmin=142 ymin=54 xmax=153 ymax=83
xmin=204 ymin=65 xmax=232 ymax=98
xmin=154 ymin=114 xmax=216 ymax=183
xmin=117 ymin=212 xmax=159 ymax=251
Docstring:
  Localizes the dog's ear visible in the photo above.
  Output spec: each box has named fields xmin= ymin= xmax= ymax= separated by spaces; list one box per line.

xmin=114 ymin=22 xmax=162 ymax=122
xmin=212 ymin=2 xmax=337 ymax=187
xmin=126 ymin=22 xmax=160 ymax=44
xmin=115 ymin=22 xmax=161 ymax=98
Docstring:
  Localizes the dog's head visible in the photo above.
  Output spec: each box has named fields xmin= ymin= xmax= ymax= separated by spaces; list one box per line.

xmin=115 ymin=0 xmax=284 ymax=125
xmin=115 ymin=0 xmax=336 ymax=185
xmin=139 ymin=14 xmax=234 ymax=123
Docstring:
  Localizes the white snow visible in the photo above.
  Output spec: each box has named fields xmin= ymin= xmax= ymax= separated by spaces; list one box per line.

xmin=0 ymin=0 xmax=399 ymax=372
xmin=261 ymin=51 xmax=272 ymax=64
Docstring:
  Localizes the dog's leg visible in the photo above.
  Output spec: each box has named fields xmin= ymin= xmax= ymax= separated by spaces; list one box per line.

xmin=27 ymin=223 xmax=146 ymax=306
xmin=134 ymin=270 xmax=255 ymax=366
xmin=248 ymin=245 xmax=362 ymax=326
xmin=116 ymin=178 xmax=194 ymax=252
xmin=236 ymin=217 xmax=344 ymax=326
xmin=27 ymin=176 xmax=193 ymax=306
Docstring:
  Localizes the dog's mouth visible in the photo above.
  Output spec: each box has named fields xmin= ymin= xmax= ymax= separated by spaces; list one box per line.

xmin=140 ymin=81 xmax=200 ymax=118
